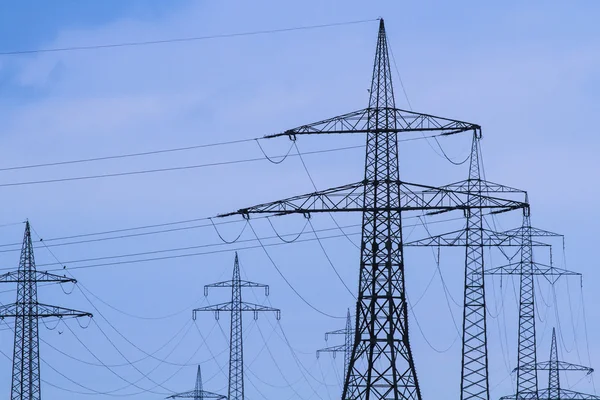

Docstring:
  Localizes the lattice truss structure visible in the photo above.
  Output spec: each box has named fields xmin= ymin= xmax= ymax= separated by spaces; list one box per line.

xmin=166 ymin=365 xmax=226 ymax=400
xmin=217 ymin=19 xmax=542 ymax=400
xmin=317 ymin=309 xmax=355 ymax=388
xmin=193 ymin=253 xmax=280 ymax=400
xmin=501 ymin=328 xmax=599 ymax=400
xmin=0 ymin=221 xmax=91 ymax=400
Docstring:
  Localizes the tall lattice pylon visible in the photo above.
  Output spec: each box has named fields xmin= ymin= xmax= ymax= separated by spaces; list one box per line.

xmin=166 ymin=365 xmax=226 ymax=400
xmin=501 ymin=328 xmax=599 ymax=400
xmin=193 ymin=253 xmax=280 ymax=400
xmin=486 ymin=213 xmax=578 ymax=400
xmin=0 ymin=221 xmax=92 ymax=400
xmin=405 ymin=202 xmax=579 ymax=400
xmin=219 ymin=19 xmax=528 ymax=400
xmin=317 ymin=309 xmax=354 ymax=386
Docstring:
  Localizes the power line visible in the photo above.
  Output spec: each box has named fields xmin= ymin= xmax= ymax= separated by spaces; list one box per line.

xmin=246 ymin=221 xmax=344 ymax=320
xmin=0 ymin=206 xmax=465 ymax=254
xmin=0 ymin=138 xmax=255 ymax=172
xmin=0 ymin=219 xmax=361 ymax=256
xmin=0 ymin=144 xmax=365 ymax=188
xmin=0 ymin=132 xmax=445 ymax=187
xmin=0 ymin=19 xmax=379 ymax=56
xmin=24 ymin=216 xmax=463 ymax=274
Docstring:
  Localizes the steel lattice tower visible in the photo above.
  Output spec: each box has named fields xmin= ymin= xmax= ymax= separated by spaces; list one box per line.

xmin=461 ymin=129 xmax=488 ymax=400
xmin=317 ymin=309 xmax=354 ymax=385
xmin=166 ymin=365 xmax=226 ymax=400
xmin=220 ymin=19 xmax=528 ymax=400
xmin=485 ymin=213 xmax=578 ymax=400
xmin=501 ymin=328 xmax=599 ymax=400
xmin=193 ymin=253 xmax=280 ymax=400
xmin=0 ymin=221 xmax=92 ymax=400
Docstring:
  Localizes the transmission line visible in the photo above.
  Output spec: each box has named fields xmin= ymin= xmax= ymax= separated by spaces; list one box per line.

xmin=0 ymin=138 xmax=255 ymax=172
xmin=0 ymin=19 xmax=378 ymax=56
xmin=0 ymin=144 xmax=364 ymax=188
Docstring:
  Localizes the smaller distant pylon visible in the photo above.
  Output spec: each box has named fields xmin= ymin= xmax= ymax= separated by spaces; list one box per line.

xmin=317 ymin=309 xmax=354 ymax=384
xmin=501 ymin=328 xmax=599 ymax=400
xmin=166 ymin=365 xmax=225 ymax=400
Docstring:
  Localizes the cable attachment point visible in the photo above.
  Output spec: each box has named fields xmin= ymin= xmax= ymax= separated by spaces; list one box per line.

xmin=284 ymin=130 xmax=297 ymax=142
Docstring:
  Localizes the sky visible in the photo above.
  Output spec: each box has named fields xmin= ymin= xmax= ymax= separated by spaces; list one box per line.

xmin=0 ymin=1 xmax=599 ymax=399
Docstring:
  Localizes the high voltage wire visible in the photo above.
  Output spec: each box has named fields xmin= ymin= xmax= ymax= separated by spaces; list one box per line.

xmin=0 ymin=133 xmax=440 ymax=187
xmin=30 ymin=232 xmax=215 ymax=396
xmin=0 ymin=198 xmax=465 ymax=251
xmin=0 ymin=138 xmax=256 ymax=172
xmin=0 ymin=19 xmax=379 ymax=56
xmin=0 ymin=217 xmax=465 ymax=272
xmin=0 ymin=144 xmax=365 ymax=188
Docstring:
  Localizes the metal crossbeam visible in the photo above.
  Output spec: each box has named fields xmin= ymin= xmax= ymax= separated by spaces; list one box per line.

xmin=265 ymin=107 xmax=479 ymax=139
xmin=219 ymin=180 xmax=526 ymax=218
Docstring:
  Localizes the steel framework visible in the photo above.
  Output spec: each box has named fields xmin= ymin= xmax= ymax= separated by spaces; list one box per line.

xmin=501 ymin=328 xmax=599 ymax=400
xmin=193 ymin=252 xmax=280 ymax=400
xmin=317 ymin=309 xmax=354 ymax=385
xmin=486 ymin=214 xmax=578 ymax=400
xmin=0 ymin=221 xmax=92 ymax=400
xmin=218 ymin=19 xmax=528 ymax=400
xmin=166 ymin=365 xmax=226 ymax=400
xmin=406 ymin=207 xmax=578 ymax=400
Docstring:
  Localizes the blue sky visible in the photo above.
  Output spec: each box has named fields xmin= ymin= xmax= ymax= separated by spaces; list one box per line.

xmin=0 ymin=1 xmax=598 ymax=399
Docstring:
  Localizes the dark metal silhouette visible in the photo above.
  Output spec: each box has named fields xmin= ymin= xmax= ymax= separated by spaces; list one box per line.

xmin=193 ymin=253 xmax=280 ymax=400
xmin=0 ymin=221 xmax=91 ymax=400
xmin=219 ymin=19 xmax=528 ymax=400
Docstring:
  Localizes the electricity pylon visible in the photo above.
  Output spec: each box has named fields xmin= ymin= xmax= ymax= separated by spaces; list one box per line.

xmin=406 ymin=206 xmax=578 ymax=399
xmin=219 ymin=19 xmax=528 ymax=400
xmin=193 ymin=252 xmax=280 ymax=400
xmin=166 ymin=365 xmax=226 ymax=400
xmin=501 ymin=328 xmax=599 ymax=400
xmin=317 ymin=309 xmax=354 ymax=384
xmin=0 ymin=221 xmax=92 ymax=400
xmin=486 ymin=213 xmax=579 ymax=400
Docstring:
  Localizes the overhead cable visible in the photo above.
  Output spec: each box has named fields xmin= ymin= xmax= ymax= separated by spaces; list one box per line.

xmin=0 ymin=19 xmax=379 ymax=56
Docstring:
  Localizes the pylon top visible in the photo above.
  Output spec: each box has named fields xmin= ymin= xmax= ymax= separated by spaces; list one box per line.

xmin=369 ymin=16 xmax=395 ymax=110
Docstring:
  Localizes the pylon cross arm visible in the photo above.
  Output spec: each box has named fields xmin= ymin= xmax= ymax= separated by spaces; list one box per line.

xmin=485 ymin=261 xmax=579 ymax=276
xmin=404 ymin=228 xmax=551 ymax=247
xmin=0 ymin=302 xmax=92 ymax=318
xmin=166 ymin=390 xmax=227 ymax=399
xmin=325 ymin=327 xmax=351 ymax=337
xmin=441 ymin=178 xmax=525 ymax=194
xmin=218 ymin=180 xmax=527 ymax=218
xmin=532 ymin=361 xmax=594 ymax=373
xmin=264 ymin=107 xmax=479 ymax=139
xmin=205 ymin=280 xmax=267 ymax=289
xmin=536 ymin=388 xmax=600 ymax=400
xmin=193 ymin=302 xmax=280 ymax=320
xmin=317 ymin=344 xmax=345 ymax=358
xmin=204 ymin=280 xmax=268 ymax=296
xmin=0 ymin=270 xmax=76 ymax=284
xmin=502 ymin=226 xmax=563 ymax=238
